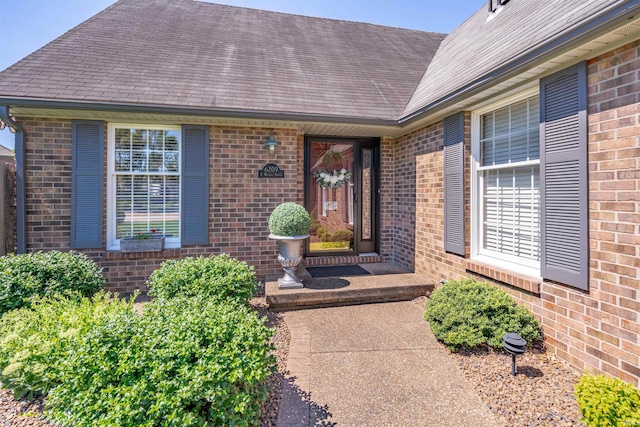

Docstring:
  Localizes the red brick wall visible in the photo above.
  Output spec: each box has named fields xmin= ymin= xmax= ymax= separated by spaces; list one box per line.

xmin=392 ymin=40 xmax=640 ymax=386
xmin=20 ymin=119 xmax=302 ymax=293
xmin=390 ymin=113 xmax=471 ymax=277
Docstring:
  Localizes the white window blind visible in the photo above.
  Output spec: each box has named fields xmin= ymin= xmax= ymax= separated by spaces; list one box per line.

xmin=112 ymin=127 xmax=181 ymax=242
xmin=479 ymin=96 xmax=540 ymax=268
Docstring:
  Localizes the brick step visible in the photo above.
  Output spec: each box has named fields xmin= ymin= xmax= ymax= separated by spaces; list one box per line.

xmin=265 ymin=262 xmax=435 ymax=311
xmin=302 ymin=253 xmax=383 ymax=266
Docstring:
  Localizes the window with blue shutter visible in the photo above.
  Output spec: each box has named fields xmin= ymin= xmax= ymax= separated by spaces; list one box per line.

xmin=181 ymin=125 xmax=210 ymax=245
xmin=443 ymin=112 xmax=465 ymax=256
xmin=540 ymin=61 xmax=588 ymax=290
xmin=71 ymin=120 xmax=104 ymax=248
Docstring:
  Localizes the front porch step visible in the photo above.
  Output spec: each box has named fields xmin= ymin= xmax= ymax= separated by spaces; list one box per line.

xmin=265 ymin=262 xmax=435 ymax=311
xmin=302 ymin=253 xmax=383 ymax=267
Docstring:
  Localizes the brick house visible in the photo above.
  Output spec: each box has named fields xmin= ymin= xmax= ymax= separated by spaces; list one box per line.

xmin=0 ymin=0 xmax=638 ymax=386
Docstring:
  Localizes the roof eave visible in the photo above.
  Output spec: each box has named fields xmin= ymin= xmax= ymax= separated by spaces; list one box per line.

xmin=398 ymin=0 xmax=640 ymax=125
xmin=0 ymin=97 xmax=399 ymax=127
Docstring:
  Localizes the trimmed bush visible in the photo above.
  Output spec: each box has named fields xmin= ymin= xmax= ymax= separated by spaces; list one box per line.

xmin=268 ymin=202 xmax=311 ymax=236
xmin=147 ymin=254 xmax=257 ymax=304
xmin=0 ymin=292 xmax=135 ymax=399
xmin=0 ymin=251 xmax=104 ymax=316
xmin=46 ymin=296 xmax=276 ymax=427
xmin=326 ymin=230 xmax=353 ymax=243
xmin=424 ymin=278 xmax=541 ymax=351
xmin=575 ymin=373 xmax=640 ymax=427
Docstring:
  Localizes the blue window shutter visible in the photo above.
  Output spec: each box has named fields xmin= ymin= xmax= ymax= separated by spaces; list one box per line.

xmin=71 ymin=120 xmax=104 ymax=248
xmin=181 ymin=125 xmax=209 ymax=245
xmin=540 ymin=61 xmax=588 ymax=290
xmin=443 ymin=112 xmax=465 ymax=256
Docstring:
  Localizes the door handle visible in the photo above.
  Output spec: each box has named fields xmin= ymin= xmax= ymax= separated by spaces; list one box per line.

xmin=353 ymin=193 xmax=358 ymax=203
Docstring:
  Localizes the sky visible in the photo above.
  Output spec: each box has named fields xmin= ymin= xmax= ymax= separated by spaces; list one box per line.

xmin=0 ymin=0 xmax=486 ymax=149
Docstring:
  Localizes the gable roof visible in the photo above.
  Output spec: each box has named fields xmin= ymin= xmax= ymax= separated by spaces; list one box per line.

xmin=0 ymin=145 xmax=14 ymax=158
xmin=0 ymin=0 xmax=445 ymax=122
xmin=401 ymin=0 xmax=629 ymax=119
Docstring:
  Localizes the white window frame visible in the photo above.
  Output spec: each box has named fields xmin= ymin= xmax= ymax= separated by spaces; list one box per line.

xmin=471 ymin=88 xmax=541 ymax=278
xmin=106 ymin=124 xmax=182 ymax=250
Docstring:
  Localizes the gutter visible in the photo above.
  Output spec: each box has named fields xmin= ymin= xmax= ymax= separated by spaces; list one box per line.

xmin=0 ymin=106 xmax=25 ymax=254
xmin=399 ymin=0 xmax=640 ymax=124
xmin=0 ymin=97 xmax=399 ymax=128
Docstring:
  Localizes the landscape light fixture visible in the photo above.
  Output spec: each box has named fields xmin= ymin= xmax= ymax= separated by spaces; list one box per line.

xmin=502 ymin=332 xmax=526 ymax=376
xmin=264 ymin=132 xmax=278 ymax=155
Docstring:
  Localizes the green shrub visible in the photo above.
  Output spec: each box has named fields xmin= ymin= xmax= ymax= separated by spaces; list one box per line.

xmin=268 ymin=202 xmax=311 ymax=236
xmin=46 ymin=296 xmax=276 ymax=427
xmin=575 ymin=373 xmax=640 ymax=427
xmin=424 ymin=278 xmax=541 ymax=351
xmin=0 ymin=292 xmax=135 ymax=399
xmin=309 ymin=207 xmax=321 ymax=235
xmin=0 ymin=251 xmax=104 ymax=315
xmin=147 ymin=254 xmax=257 ymax=304
xmin=327 ymin=230 xmax=353 ymax=243
xmin=319 ymin=241 xmax=351 ymax=249
xmin=316 ymin=226 xmax=330 ymax=242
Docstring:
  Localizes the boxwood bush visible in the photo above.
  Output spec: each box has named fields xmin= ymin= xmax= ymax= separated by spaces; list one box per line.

xmin=0 ymin=292 xmax=135 ymax=399
xmin=575 ymin=373 xmax=640 ymax=427
xmin=0 ymin=251 xmax=104 ymax=316
xmin=424 ymin=278 xmax=541 ymax=351
xmin=46 ymin=296 xmax=276 ymax=427
xmin=268 ymin=202 xmax=311 ymax=236
xmin=147 ymin=254 xmax=257 ymax=304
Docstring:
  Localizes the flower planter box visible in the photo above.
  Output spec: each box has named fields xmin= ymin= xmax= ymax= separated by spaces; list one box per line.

xmin=120 ymin=236 xmax=165 ymax=253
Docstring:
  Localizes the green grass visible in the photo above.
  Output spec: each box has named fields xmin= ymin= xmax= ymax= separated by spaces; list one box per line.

xmin=310 ymin=241 xmax=351 ymax=251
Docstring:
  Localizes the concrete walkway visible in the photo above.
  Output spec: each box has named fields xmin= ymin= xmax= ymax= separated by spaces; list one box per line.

xmin=276 ymin=302 xmax=501 ymax=427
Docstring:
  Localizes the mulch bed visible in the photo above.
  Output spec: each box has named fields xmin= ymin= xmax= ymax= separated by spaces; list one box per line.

xmin=413 ymin=296 xmax=585 ymax=427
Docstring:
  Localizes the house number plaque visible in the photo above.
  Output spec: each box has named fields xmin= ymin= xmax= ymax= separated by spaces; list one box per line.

xmin=258 ymin=163 xmax=285 ymax=178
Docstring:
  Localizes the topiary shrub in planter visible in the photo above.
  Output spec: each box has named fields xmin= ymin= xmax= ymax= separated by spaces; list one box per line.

xmin=0 ymin=292 xmax=135 ymax=399
xmin=0 ymin=251 xmax=105 ymax=316
xmin=424 ymin=278 xmax=541 ymax=351
xmin=268 ymin=202 xmax=311 ymax=237
xmin=147 ymin=254 xmax=257 ymax=304
xmin=46 ymin=296 xmax=276 ymax=427
xmin=268 ymin=203 xmax=311 ymax=289
xmin=575 ymin=373 xmax=640 ymax=427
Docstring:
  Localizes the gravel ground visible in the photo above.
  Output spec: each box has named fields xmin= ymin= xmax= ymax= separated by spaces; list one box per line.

xmin=414 ymin=296 xmax=585 ymax=427
xmin=0 ymin=295 xmax=583 ymax=427
xmin=251 ymin=290 xmax=290 ymax=427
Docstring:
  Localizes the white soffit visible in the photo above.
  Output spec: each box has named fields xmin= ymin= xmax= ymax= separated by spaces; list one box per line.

xmin=10 ymin=107 xmax=400 ymax=137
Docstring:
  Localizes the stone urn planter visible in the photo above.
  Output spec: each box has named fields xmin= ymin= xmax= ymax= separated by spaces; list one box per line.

xmin=268 ymin=203 xmax=311 ymax=289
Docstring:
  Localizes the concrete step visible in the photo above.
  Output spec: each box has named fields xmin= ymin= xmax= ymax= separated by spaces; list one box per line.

xmin=266 ymin=262 xmax=435 ymax=311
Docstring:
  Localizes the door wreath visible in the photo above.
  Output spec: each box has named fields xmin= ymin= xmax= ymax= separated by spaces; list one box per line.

xmin=314 ymin=150 xmax=352 ymax=189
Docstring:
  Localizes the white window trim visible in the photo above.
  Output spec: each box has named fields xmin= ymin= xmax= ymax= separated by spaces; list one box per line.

xmin=106 ymin=124 xmax=182 ymax=251
xmin=470 ymin=88 xmax=542 ymax=278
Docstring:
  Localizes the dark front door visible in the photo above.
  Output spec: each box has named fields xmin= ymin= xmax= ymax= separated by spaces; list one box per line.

xmin=305 ymin=136 xmax=379 ymax=256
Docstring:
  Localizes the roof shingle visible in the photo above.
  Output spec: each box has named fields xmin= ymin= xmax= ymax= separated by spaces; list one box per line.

xmin=402 ymin=0 xmax=625 ymax=118
xmin=0 ymin=0 xmax=445 ymax=121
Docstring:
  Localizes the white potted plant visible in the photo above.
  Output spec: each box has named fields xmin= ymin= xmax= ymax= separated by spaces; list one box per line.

xmin=268 ymin=202 xmax=311 ymax=288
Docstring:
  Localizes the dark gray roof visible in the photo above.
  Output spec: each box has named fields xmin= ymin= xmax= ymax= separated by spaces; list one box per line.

xmin=402 ymin=0 xmax=625 ymax=118
xmin=0 ymin=0 xmax=445 ymax=121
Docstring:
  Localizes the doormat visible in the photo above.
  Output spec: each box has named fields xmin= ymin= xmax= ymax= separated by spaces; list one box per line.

xmin=306 ymin=265 xmax=371 ymax=278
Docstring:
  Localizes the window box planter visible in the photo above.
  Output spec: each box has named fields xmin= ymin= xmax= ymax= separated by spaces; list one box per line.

xmin=120 ymin=236 xmax=165 ymax=253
